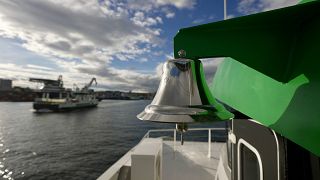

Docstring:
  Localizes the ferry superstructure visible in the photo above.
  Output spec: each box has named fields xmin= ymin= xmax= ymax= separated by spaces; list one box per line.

xmin=30 ymin=75 xmax=99 ymax=111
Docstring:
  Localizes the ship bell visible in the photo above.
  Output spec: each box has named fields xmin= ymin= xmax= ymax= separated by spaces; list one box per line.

xmin=137 ymin=58 xmax=233 ymax=123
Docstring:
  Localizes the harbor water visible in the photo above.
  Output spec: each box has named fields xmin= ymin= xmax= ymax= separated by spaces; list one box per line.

xmin=0 ymin=100 xmax=226 ymax=179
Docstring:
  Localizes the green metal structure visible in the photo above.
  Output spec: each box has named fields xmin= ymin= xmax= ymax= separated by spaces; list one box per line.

xmin=174 ymin=1 xmax=320 ymax=156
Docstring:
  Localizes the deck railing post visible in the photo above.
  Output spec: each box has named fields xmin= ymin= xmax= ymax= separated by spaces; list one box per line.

xmin=208 ymin=129 xmax=211 ymax=158
xmin=174 ymin=129 xmax=177 ymax=152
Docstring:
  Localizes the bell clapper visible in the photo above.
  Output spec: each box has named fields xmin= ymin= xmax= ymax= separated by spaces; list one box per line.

xmin=181 ymin=132 xmax=184 ymax=145
xmin=176 ymin=123 xmax=188 ymax=145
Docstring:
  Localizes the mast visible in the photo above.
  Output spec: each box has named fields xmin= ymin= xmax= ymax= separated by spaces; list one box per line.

xmin=224 ymin=0 xmax=227 ymax=20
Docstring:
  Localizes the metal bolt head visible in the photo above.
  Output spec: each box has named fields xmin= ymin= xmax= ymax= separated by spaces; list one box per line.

xmin=178 ymin=49 xmax=186 ymax=57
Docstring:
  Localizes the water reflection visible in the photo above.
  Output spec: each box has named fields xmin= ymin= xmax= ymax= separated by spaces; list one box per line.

xmin=0 ymin=144 xmax=14 ymax=179
xmin=0 ymin=101 xmax=223 ymax=179
xmin=0 ymin=128 xmax=15 ymax=180
xmin=0 ymin=100 xmax=166 ymax=179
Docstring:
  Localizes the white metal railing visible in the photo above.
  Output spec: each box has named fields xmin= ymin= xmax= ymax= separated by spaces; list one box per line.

xmin=98 ymin=127 xmax=227 ymax=179
xmin=34 ymin=98 xmax=66 ymax=103
xmin=142 ymin=127 xmax=227 ymax=158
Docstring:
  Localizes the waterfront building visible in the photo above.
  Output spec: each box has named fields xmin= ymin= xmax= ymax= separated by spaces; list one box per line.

xmin=0 ymin=79 xmax=12 ymax=91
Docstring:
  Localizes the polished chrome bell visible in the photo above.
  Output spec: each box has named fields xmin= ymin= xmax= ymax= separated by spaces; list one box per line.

xmin=137 ymin=58 xmax=233 ymax=123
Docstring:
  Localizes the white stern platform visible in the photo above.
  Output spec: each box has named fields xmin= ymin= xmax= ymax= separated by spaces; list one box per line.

xmin=162 ymin=141 xmax=224 ymax=180
xmin=98 ymin=128 xmax=227 ymax=180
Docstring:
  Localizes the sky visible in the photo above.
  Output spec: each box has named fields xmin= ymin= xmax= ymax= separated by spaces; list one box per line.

xmin=0 ymin=0 xmax=299 ymax=92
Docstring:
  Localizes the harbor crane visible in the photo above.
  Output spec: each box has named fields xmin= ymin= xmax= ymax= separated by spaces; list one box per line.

xmin=81 ymin=78 xmax=97 ymax=92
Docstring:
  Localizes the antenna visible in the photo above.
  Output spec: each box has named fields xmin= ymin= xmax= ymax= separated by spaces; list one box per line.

xmin=224 ymin=0 xmax=227 ymax=20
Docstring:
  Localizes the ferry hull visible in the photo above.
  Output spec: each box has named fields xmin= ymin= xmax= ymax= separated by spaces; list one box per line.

xmin=33 ymin=102 xmax=98 ymax=112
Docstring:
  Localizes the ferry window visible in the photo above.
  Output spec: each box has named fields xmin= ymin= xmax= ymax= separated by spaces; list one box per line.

xmin=286 ymin=139 xmax=320 ymax=180
xmin=240 ymin=144 xmax=260 ymax=180
xmin=49 ymin=92 xmax=59 ymax=98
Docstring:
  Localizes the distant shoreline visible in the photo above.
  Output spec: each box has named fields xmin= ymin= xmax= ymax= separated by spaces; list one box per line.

xmin=0 ymin=99 xmax=149 ymax=102
xmin=0 ymin=88 xmax=155 ymax=102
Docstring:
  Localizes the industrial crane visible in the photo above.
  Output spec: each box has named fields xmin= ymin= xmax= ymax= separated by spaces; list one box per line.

xmin=81 ymin=77 xmax=97 ymax=93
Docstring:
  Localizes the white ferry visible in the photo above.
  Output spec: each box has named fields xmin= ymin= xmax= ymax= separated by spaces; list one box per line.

xmin=30 ymin=75 xmax=99 ymax=111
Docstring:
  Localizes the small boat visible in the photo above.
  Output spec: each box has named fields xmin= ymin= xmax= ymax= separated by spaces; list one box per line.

xmin=29 ymin=75 xmax=99 ymax=111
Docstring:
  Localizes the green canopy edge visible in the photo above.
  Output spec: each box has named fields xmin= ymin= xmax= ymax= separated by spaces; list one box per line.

xmin=173 ymin=1 xmax=320 ymax=156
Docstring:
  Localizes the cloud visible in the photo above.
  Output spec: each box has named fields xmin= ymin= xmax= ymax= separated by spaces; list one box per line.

xmin=192 ymin=14 xmax=215 ymax=24
xmin=77 ymin=65 xmax=160 ymax=92
xmin=200 ymin=58 xmax=224 ymax=85
xmin=166 ymin=12 xmax=176 ymax=18
xmin=0 ymin=0 xmax=198 ymax=92
xmin=0 ymin=62 xmax=160 ymax=92
xmin=26 ymin=64 xmax=54 ymax=71
xmin=131 ymin=11 xmax=163 ymax=27
xmin=0 ymin=63 xmax=60 ymax=87
xmin=126 ymin=0 xmax=196 ymax=12
xmin=156 ymin=0 xmax=196 ymax=9
xmin=237 ymin=0 xmax=299 ymax=15
xmin=0 ymin=0 xmax=192 ymax=92
xmin=23 ymin=58 xmax=162 ymax=92
xmin=0 ymin=0 xmax=160 ymax=65
xmin=161 ymin=7 xmax=176 ymax=18
xmin=208 ymin=15 xmax=215 ymax=20
xmin=227 ymin=14 xmax=235 ymax=19
xmin=192 ymin=19 xmax=205 ymax=24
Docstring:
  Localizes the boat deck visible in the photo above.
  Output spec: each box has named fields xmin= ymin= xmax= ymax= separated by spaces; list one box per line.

xmin=98 ymin=139 xmax=225 ymax=180
xmin=162 ymin=141 xmax=224 ymax=180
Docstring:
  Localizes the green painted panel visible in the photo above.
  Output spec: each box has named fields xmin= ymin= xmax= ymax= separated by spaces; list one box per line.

xmin=174 ymin=1 xmax=320 ymax=83
xmin=300 ymin=0 xmax=318 ymax=3
xmin=212 ymin=58 xmax=309 ymax=125
xmin=212 ymin=14 xmax=320 ymax=155
xmin=174 ymin=0 xmax=320 ymax=155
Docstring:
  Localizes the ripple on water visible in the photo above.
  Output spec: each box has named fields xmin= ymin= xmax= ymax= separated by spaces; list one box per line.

xmin=0 ymin=100 xmax=221 ymax=179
